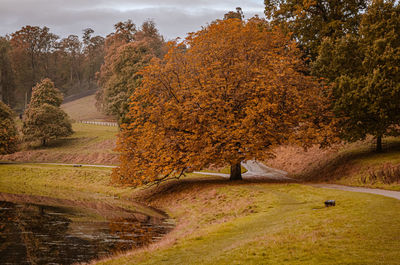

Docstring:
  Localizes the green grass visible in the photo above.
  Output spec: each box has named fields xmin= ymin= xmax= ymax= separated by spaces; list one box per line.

xmin=0 ymin=123 xmax=119 ymax=165
xmin=1 ymin=163 xmax=399 ymax=264
xmin=29 ymin=123 xmax=118 ymax=152
xmin=97 ymin=180 xmax=400 ymax=265
xmin=0 ymin=164 xmax=118 ymax=199
xmin=0 ymin=164 xmax=163 ymax=217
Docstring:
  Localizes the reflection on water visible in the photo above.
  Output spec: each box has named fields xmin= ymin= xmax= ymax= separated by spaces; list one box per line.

xmin=0 ymin=201 xmax=172 ymax=265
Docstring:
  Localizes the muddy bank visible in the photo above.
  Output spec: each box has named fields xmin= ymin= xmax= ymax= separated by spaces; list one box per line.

xmin=0 ymin=192 xmax=166 ymax=221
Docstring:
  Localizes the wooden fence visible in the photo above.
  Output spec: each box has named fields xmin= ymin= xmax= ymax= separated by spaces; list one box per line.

xmin=78 ymin=120 xmax=118 ymax=127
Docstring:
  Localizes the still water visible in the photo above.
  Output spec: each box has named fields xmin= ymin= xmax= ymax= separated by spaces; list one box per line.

xmin=0 ymin=200 xmax=173 ymax=264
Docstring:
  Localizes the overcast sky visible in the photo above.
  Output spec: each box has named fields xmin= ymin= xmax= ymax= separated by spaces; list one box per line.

xmin=0 ymin=0 xmax=265 ymax=40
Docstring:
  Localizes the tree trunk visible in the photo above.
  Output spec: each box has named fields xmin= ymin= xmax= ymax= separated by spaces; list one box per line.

xmin=42 ymin=138 xmax=46 ymax=146
xmin=376 ymin=135 xmax=382 ymax=152
xmin=230 ymin=162 xmax=242 ymax=180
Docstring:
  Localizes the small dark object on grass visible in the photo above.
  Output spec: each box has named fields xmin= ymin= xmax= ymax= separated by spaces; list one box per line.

xmin=325 ymin=200 xmax=336 ymax=207
xmin=73 ymin=165 xmax=82 ymax=167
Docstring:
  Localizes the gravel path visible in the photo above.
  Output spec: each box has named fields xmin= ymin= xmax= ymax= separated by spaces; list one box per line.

xmin=194 ymin=160 xmax=291 ymax=180
xmin=311 ymin=184 xmax=400 ymax=201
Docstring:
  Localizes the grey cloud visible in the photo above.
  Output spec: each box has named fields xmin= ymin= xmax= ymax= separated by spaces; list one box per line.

xmin=0 ymin=0 xmax=264 ymax=39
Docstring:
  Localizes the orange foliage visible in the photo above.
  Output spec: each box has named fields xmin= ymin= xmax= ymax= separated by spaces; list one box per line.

xmin=113 ymin=18 xmax=335 ymax=186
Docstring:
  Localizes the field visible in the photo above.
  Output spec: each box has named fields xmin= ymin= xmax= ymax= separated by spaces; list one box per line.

xmin=101 ymin=178 xmax=400 ymax=265
xmin=0 ymin=123 xmax=119 ymax=165
xmin=61 ymin=94 xmax=114 ymax=122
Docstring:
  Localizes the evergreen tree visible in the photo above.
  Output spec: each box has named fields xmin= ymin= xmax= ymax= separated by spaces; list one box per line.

xmin=22 ymin=79 xmax=73 ymax=146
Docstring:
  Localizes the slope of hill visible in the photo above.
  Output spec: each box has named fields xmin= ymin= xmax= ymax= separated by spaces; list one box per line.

xmin=1 ymin=93 xmax=118 ymax=165
xmin=61 ymin=93 xmax=114 ymax=122
xmin=264 ymin=137 xmax=400 ymax=191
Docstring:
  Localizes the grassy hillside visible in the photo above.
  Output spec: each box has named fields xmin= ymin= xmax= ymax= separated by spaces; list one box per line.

xmin=264 ymin=137 xmax=400 ymax=191
xmin=96 ymin=178 xmax=400 ymax=265
xmin=1 ymin=164 xmax=399 ymax=264
xmin=61 ymin=94 xmax=114 ymax=122
xmin=0 ymin=123 xmax=119 ymax=165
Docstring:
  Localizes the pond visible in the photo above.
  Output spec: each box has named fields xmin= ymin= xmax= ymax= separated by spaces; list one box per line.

xmin=0 ymin=197 xmax=173 ymax=264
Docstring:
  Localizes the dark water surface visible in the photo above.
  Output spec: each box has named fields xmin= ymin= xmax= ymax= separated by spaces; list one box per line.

xmin=0 ymin=200 xmax=173 ymax=265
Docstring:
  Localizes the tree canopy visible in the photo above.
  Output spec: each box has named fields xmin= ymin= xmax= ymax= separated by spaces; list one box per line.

xmin=0 ymin=101 xmax=17 ymax=154
xmin=96 ymin=20 xmax=165 ymax=124
xmin=313 ymin=0 xmax=400 ymax=151
xmin=22 ymin=79 xmax=73 ymax=145
xmin=113 ymin=18 xmax=332 ymax=186
xmin=0 ymin=37 xmax=15 ymax=106
xmin=264 ymin=0 xmax=369 ymax=60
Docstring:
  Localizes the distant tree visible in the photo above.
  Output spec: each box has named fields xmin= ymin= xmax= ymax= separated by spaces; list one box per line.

xmin=113 ymin=18 xmax=332 ymax=186
xmin=96 ymin=20 xmax=165 ymax=123
xmin=82 ymin=28 xmax=105 ymax=88
xmin=0 ymin=37 xmax=16 ymax=106
xmin=313 ymin=0 xmax=400 ymax=152
xmin=96 ymin=20 xmax=137 ymax=113
xmin=0 ymin=101 xmax=17 ymax=154
xmin=264 ymin=0 xmax=369 ymax=60
xmin=224 ymin=7 xmax=244 ymax=20
xmin=60 ymin=35 xmax=83 ymax=86
xmin=22 ymin=79 xmax=73 ymax=146
xmin=10 ymin=26 xmax=59 ymax=103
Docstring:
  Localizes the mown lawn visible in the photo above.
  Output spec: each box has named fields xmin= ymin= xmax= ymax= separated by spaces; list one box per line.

xmin=97 ymin=179 xmax=400 ymax=265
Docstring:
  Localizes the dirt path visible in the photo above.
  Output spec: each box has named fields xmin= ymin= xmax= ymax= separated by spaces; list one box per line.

xmin=311 ymin=184 xmax=400 ymax=201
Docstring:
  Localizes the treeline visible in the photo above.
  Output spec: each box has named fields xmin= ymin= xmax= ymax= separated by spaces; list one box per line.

xmin=0 ymin=26 xmax=104 ymax=111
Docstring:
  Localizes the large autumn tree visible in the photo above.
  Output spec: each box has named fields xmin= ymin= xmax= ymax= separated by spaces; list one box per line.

xmin=0 ymin=101 xmax=17 ymax=154
xmin=22 ymin=79 xmax=73 ymax=146
xmin=113 ymin=18 xmax=333 ymax=186
xmin=264 ymin=0 xmax=369 ymax=60
xmin=313 ymin=0 xmax=400 ymax=151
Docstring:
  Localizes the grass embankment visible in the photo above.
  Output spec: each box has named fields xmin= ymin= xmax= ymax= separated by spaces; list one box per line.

xmin=61 ymin=94 xmax=114 ymax=122
xmin=0 ymin=163 xmax=162 ymax=218
xmin=96 ymin=177 xmax=400 ymax=265
xmin=265 ymin=137 xmax=400 ymax=191
xmin=1 ymin=162 xmax=399 ymax=264
xmin=0 ymin=123 xmax=119 ymax=165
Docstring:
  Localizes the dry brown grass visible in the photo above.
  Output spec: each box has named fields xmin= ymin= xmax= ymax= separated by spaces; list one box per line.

xmin=61 ymin=94 xmax=114 ymax=122
xmin=263 ymin=139 xmax=381 ymax=182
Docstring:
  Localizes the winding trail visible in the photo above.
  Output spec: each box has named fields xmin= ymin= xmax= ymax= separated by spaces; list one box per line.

xmin=311 ymin=184 xmax=400 ymax=201
xmin=2 ymin=161 xmax=399 ymax=201
xmin=195 ymin=160 xmax=400 ymax=201
xmin=194 ymin=160 xmax=292 ymax=180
